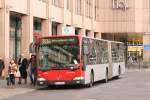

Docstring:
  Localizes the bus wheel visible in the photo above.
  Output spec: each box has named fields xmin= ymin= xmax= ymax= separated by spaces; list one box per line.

xmin=105 ymin=70 xmax=108 ymax=83
xmin=88 ymin=72 xmax=94 ymax=87
xmin=116 ymin=67 xmax=121 ymax=79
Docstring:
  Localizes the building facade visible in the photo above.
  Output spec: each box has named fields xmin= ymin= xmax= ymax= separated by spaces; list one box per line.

xmin=0 ymin=0 xmax=150 ymax=75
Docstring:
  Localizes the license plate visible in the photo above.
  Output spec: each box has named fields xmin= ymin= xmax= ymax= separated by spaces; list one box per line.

xmin=55 ymin=82 xmax=65 ymax=85
xmin=40 ymin=82 xmax=44 ymax=85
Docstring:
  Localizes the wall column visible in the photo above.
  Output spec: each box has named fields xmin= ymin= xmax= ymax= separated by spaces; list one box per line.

xmin=79 ymin=29 xmax=86 ymax=36
xmin=143 ymin=34 xmax=150 ymax=67
xmin=0 ymin=0 xmax=10 ymax=77
xmin=88 ymin=31 xmax=94 ymax=38
xmin=42 ymin=0 xmax=51 ymax=36
xmin=57 ymin=23 xmax=64 ymax=35
xmin=42 ymin=19 xmax=51 ymax=36
xmin=22 ymin=15 xmax=33 ymax=58
xmin=96 ymin=32 xmax=102 ymax=38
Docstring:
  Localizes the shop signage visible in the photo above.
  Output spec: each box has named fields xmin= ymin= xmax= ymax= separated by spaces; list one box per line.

xmin=113 ymin=0 xmax=128 ymax=10
xmin=62 ymin=26 xmax=75 ymax=35
xmin=144 ymin=45 xmax=150 ymax=50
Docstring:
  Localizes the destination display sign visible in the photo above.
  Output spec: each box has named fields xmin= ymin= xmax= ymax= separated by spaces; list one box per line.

xmin=40 ymin=37 xmax=78 ymax=45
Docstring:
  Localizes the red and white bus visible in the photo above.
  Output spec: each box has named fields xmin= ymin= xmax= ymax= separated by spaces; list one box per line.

xmin=36 ymin=35 xmax=125 ymax=87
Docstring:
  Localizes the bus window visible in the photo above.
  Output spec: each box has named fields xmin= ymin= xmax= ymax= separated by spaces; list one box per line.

xmin=39 ymin=37 xmax=80 ymax=70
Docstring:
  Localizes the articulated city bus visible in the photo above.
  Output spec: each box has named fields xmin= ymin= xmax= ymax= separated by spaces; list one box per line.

xmin=36 ymin=35 xmax=125 ymax=87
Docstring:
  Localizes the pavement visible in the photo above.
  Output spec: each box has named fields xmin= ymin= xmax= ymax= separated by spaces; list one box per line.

xmin=0 ymin=67 xmax=150 ymax=100
xmin=3 ymin=70 xmax=150 ymax=100
xmin=0 ymin=78 xmax=36 ymax=100
xmin=126 ymin=62 xmax=150 ymax=72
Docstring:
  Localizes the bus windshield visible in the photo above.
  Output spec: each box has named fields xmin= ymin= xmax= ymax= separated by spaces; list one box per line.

xmin=39 ymin=37 xmax=80 ymax=70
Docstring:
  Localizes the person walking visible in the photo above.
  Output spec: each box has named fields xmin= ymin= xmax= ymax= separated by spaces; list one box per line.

xmin=28 ymin=55 xmax=37 ymax=85
xmin=18 ymin=54 xmax=28 ymax=84
xmin=0 ymin=58 xmax=4 ymax=78
xmin=7 ymin=59 xmax=17 ymax=88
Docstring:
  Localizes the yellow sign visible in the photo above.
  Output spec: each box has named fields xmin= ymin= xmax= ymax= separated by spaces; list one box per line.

xmin=128 ymin=46 xmax=143 ymax=52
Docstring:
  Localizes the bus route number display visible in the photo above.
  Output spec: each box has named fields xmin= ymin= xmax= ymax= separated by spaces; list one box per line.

xmin=40 ymin=37 xmax=78 ymax=45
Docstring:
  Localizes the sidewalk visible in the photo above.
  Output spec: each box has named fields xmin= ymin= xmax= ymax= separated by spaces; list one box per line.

xmin=126 ymin=61 xmax=150 ymax=72
xmin=0 ymin=79 xmax=36 ymax=100
xmin=126 ymin=68 xmax=150 ymax=72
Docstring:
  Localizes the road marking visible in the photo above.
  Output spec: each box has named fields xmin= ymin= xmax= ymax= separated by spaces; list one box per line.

xmin=85 ymin=99 xmax=97 ymax=100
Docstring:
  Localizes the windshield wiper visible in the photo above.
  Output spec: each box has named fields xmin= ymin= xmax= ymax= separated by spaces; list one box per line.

xmin=50 ymin=66 xmax=67 ymax=70
xmin=51 ymin=67 xmax=63 ymax=70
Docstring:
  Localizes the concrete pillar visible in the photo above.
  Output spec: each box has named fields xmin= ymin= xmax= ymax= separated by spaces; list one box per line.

xmin=42 ymin=0 xmax=51 ymax=36
xmin=57 ymin=23 xmax=64 ymax=35
xmin=91 ymin=0 xmax=95 ymax=37
xmin=97 ymin=32 xmax=102 ymax=39
xmin=42 ymin=19 xmax=52 ymax=36
xmin=94 ymin=32 xmax=101 ymax=39
xmin=22 ymin=15 xmax=33 ymax=58
xmin=82 ymin=0 xmax=85 ymax=28
xmin=63 ymin=0 xmax=66 ymax=25
xmin=88 ymin=31 xmax=94 ymax=38
xmin=0 ymin=0 xmax=10 ymax=77
xmin=79 ymin=29 xmax=86 ymax=36
xmin=143 ymin=34 xmax=150 ymax=67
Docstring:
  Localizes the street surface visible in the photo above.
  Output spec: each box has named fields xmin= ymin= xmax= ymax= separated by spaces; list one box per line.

xmin=1 ymin=70 xmax=150 ymax=100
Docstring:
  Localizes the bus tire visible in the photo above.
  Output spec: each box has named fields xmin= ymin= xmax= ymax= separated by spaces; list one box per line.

xmin=87 ymin=72 xmax=94 ymax=87
xmin=116 ymin=66 xmax=121 ymax=79
xmin=105 ymin=68 xmax=108 ymax=83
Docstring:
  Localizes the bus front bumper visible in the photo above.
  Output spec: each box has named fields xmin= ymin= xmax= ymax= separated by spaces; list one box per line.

xmin=37 ymin=80 xmax=85 ymax=86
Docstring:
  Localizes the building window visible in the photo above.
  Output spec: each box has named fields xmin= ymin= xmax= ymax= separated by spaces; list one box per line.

xmin=94 ymin=0 xmax=99 ymax=21
xmin=38 ymin=0 xmax=47 ymax=3
xmin=10 ymin=15 xmax=22 ymax=60
xmin=34 ymin=18 xmax=42 ymax=32
xmin=52 ymin=0 xmax=62 ymax=7
xmin=85 ymin=0 xmax=92 ymax=18
xmin=86 ymin=30 xmax=90 ymax=36
xmin=75 ymin=28 xmax=81 ymax=35
xmin=67 ymin=0 xmax=72 ymax=11
xmin=75 ymin=0 xmax=82 ymax=15
xmin=52 ymin=22 xmax=58 ymax=36
xmin=112 ymin=0 xmax=128 ymax=10
xmin=94 ymin=32 xmax=98 ymax=38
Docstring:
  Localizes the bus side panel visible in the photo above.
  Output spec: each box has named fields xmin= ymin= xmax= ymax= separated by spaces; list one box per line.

xmin=84 ymin=65 xmax=92 ymax=84
xmin=112 ymin=63 xmax=120 ymax=77
xmin=120 ymin=62 xmax=125 ymax=74
xmin=108 ymin=42 xmax=113 ymax=78
xmin=84 ymin=64 xmax=109 ymax=84
xmin=112 ymin=62 xmax=125 ymax=77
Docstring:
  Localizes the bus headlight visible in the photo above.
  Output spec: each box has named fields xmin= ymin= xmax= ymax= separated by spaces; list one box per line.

xmin=37 ymin=77 xmax=46 ymax=81
xmin=73 ymin=76 xmax=84 ymax=80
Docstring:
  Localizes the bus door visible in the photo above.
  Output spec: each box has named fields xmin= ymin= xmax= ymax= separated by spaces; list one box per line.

xmin=108 ymin=42 xmax=113 ymax=79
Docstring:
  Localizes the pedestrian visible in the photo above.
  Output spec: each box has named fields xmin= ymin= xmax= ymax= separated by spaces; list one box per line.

xmin=17 ymin=55 xmax=22 ymax=81
xmin=134 ymin=57 xmax=137 ymax=63
xmin=7 ymin=59 xmax=17 ymax=88
xmin=28 ymin=54 xmax=37 ymax=85
xmin=0 ymin=57 xmax=4 ymax=78
xmin=18 ymin=54 xmax=28 ymax=84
